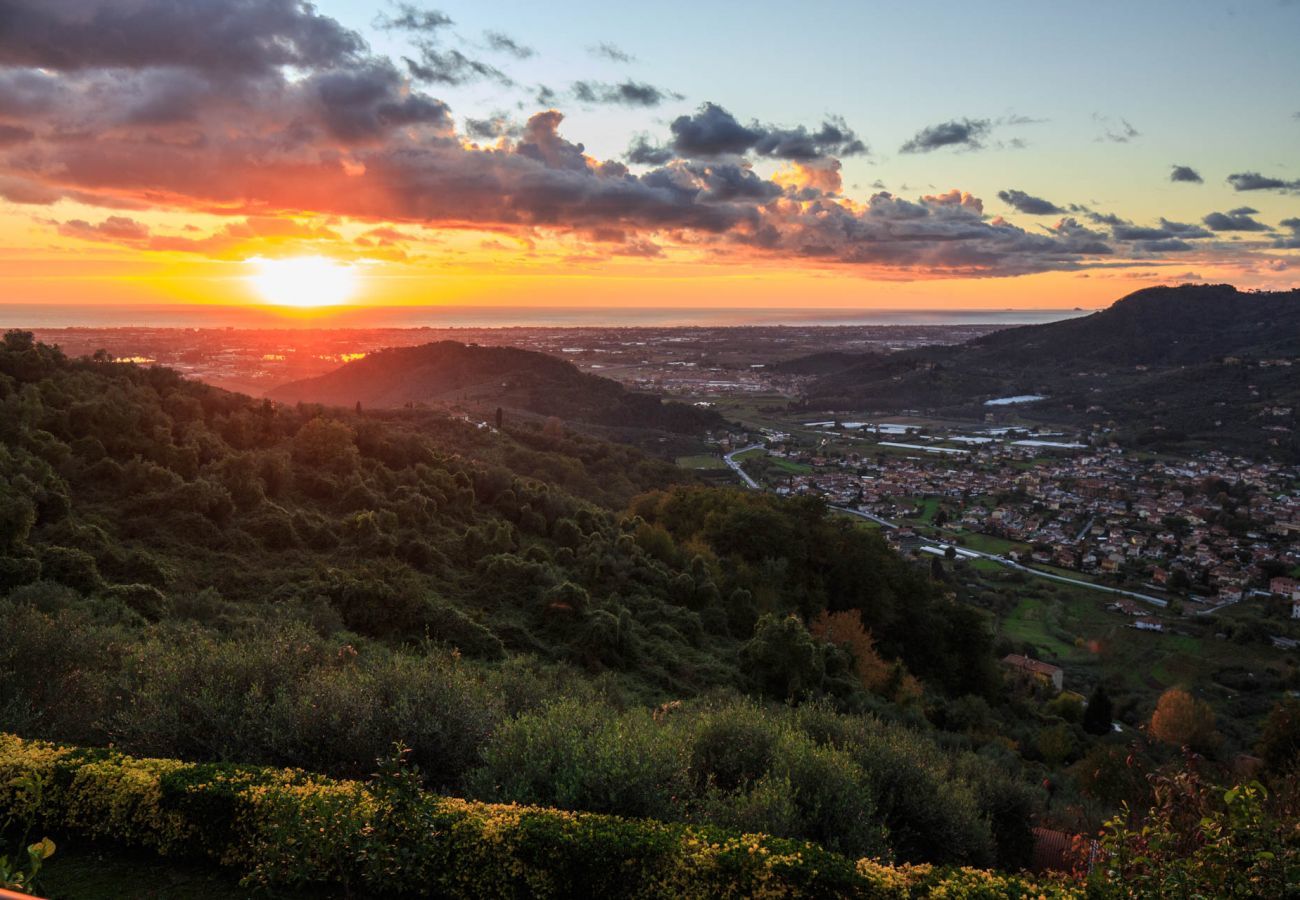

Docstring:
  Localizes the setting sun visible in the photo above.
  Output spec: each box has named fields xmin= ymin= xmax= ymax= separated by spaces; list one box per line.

xmin=245 ymin=256 xmax=359 ymax=308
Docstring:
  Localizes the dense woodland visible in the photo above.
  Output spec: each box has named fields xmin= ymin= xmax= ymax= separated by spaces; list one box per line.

xmin=2 ymin=330 xmax=1298 ymax=893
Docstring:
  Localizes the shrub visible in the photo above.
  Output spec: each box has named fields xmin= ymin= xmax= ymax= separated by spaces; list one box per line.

xmin=0 ymin=733 xmax=1080 ymax=899
xmin=1088 ymin=770 xmax=1299 ymax=899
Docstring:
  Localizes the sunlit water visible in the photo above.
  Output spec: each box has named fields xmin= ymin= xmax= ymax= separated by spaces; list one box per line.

xmin=0 ymin=304 xmax=1095 ymax=329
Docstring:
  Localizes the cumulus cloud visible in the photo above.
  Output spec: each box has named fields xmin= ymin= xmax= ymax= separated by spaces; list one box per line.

xmin=464 ymin=114 xmax=522 ymax=140
xmin=900 ymin=118 xmax=990 ymax=153
xmin=997 ymin=189 xmax=1063 ymax=215
xmin=1227 ymin=171 xmax=1300 ymax=192
xmin=1169 ymin=165 xmax=1202 ymax=183
xmin=663 ymin=103 xmax=867 ymax=160
xmin=0 ymin=0 xmax=1172 ymax=279
xmin=0 ymin=0 xmax=363 ymax=74
xmin=1274 ymin=217 xmax=1300 ymax=249
xmin=1203 ymin=208 xmax=1271 ymax=232
xmin=572 ymin=80 xmax=681 ymax=107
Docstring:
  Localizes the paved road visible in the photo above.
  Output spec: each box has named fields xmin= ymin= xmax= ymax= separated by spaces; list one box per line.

xmin=830 ymin=505 xmax=898 ymax=529
xmin=723 ymin=444 xmax=764 ymax=489
xmin=738 ymin=446 xmax=1169 ymax=609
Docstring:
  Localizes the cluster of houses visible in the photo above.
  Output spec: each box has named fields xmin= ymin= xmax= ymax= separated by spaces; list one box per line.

xmin=760 ymin=440 xmax=1300 ymax=610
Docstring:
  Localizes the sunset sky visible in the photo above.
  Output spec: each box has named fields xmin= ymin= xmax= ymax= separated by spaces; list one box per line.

xmin=1 ymin=0 xmax=1298 ymax=312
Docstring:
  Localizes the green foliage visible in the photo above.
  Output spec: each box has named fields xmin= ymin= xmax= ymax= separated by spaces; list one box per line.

xmin=1256 ymin=698 xmax=1300 ymax=774
xmin=466 ymin=698 xmax=1024 ymax=866
xmin=633 ymin=487 xmax=1000 ymax=697
xmin=740 ymin=614 xmax=827 ymax=699
xmin=1082 ymin=685 xmax=1115 ymax=736
xmin=0 ymin=733 xmax=1079 ymax=899
xmin=0 ymin=766 xmax=55 ymax=893
xmin=1089 ymin=770 xmax=1300 ymax=898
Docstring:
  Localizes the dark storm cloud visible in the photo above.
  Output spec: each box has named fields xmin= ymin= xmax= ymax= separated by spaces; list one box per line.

xmin=625 ymin=135 xmax=675 ymax=166
xmin=572 ymin=80 xmax=681 ymax=108
xmin=589 ymin=43 xmax=635 ymax=63
xmin=665 ymin=103 xmax=867 ymax=160
xmin=1226 ymin=171 xmax=1300 ymax=192
xmin=1202 ymin=208 xmax=1271 ymax=231
xmin=483 ymin=31 xmax=534 ymax=59
xmin=997 ymin=189 xmax=1063 ymax=215
xmin=899 ymin=118 xmax=990 ymax=153
xmin=0 ymin=0 xmax=364 ymax=75
xmin=1169 ymin=165 xmax=1202 ymax=183
xmin=311 ymin=61 xmax=452 ymax=141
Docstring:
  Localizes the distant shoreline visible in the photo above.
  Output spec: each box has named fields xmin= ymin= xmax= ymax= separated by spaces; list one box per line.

xmin=0 ymin=304 xmax=1094 ymax=330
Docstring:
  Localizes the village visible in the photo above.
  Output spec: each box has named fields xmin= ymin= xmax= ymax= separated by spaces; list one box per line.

xmin=715 ymin=420 xmax=1300 ymax=635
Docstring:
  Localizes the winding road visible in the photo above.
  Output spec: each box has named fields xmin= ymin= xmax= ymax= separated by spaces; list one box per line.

xmin=729 ymin=445 xmax=1168 ymax=609
xmin=722 ymin=443 xmax=764 ymax=489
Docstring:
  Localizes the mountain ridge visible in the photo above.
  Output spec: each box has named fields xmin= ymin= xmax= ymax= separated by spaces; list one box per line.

xmin=796 ymin=284 xmax=1300 ymax=458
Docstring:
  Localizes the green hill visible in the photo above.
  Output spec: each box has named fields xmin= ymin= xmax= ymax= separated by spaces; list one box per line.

xmin=799 ymin=284 xmax=1300 ymax=458
xmin=0 ymin=330 xmax=1032 ymax=870
xmin=267 ymin=340 xmax=726 ymax=445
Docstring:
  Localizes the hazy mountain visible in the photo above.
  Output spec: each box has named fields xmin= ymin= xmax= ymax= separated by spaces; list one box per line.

xmin=268 ymin=340 xmax=725 ymax=437
xmin=799 ymin=284 xmax=1300 ymax=458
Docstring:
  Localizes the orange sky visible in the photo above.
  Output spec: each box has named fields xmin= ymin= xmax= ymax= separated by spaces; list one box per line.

xmin=0 ymin=204 xmax=1276 ymax=313
xmin=2 ymin=1 xmax=1296 ymax=315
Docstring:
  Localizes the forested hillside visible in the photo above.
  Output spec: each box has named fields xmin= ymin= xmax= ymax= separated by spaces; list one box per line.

xmin=0 ymin=330 xmax=1030 ymax=866
xmin=268 ymin=340 xmax=726 ymax=448
xmin=795 ymin=285 xmax=1300 ymax=458
xmin=3 ymin=330 xmax=1299 ymax=895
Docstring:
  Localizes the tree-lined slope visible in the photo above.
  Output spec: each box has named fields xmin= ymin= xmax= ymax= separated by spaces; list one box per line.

xmin=796 ymin=284 xmax=1300 ymax=457
xmin=268 ymin=340 xmax=725 ymax=437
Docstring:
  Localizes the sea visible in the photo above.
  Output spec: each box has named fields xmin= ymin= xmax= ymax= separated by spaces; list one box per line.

xmin=0 ymin=305 xmax=1095 ymax=330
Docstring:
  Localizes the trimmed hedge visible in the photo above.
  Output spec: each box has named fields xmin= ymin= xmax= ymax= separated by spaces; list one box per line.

xmin=0 ymin=734 xmax=1079 ymax=898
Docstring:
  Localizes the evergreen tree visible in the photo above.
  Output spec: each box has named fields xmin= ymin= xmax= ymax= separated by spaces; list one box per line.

xmin=1082 ymin=684 xmax=1114 ymax=735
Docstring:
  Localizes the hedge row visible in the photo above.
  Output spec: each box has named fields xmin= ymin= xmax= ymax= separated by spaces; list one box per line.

xmin=0 ymin=734 xmax=1080 ymax=898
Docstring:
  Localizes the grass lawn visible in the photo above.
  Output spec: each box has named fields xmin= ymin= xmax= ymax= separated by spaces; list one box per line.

xmin=952 ymin=530 xmax=1029 ymax=557
xmin=896 ymin=496 xmax=940 ymax=525
xmin=979 ymin=571 xmax=1294 ymax=744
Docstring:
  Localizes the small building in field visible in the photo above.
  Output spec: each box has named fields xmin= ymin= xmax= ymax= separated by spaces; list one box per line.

xmin=1134 ymin=616 xmax=1164 ymax=632
xmin=1001 ymin=653 xmax=1064 ymax=692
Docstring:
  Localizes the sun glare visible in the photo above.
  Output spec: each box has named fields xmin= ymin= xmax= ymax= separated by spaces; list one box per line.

xmin=245 ymin=256 xmax=359 ymax=308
